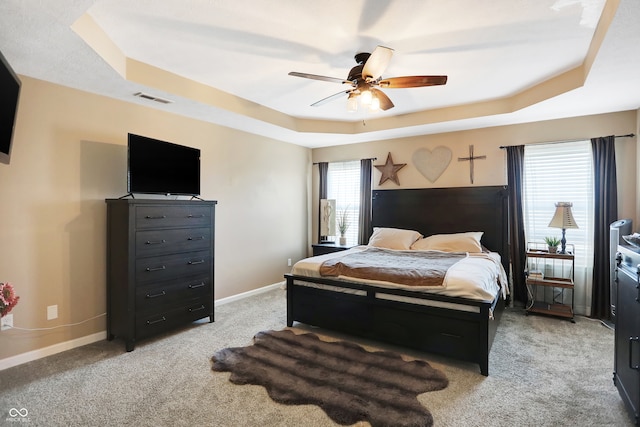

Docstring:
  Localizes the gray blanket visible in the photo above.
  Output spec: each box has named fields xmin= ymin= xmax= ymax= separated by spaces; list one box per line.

xmin=319 ymin=247 xmax=467 ymax=287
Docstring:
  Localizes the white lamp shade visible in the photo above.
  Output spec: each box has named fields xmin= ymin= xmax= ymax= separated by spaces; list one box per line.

xmin=347 ymin=93 xmax=358 ymax=112
xmin=548 ymin=202 xmax=579 ymax=229
xmin=320 ymin=199 xmax=336 ymax=236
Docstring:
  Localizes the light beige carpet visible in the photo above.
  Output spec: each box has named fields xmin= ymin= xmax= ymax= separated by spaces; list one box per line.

xmin=0 ymin=287 xmax=632 ymax=426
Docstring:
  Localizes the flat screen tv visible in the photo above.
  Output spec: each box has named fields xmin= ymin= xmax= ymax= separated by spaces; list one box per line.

xmin=0 ymin=49 xmax=21 ymax=165
xmin=127 ymin=133 xmax=201 ymax=196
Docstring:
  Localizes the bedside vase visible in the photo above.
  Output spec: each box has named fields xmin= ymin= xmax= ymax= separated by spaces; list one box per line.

xmin=339 ymin=236 xmax=347 ymax=245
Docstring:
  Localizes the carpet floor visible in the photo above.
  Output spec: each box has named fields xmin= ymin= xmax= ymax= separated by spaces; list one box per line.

xmin=0 ymin=286 xmax=633 ymax=426
xmin=212 ymin=329 xmax=448 ymax=426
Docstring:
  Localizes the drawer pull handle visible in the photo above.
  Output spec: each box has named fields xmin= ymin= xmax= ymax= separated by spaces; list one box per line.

xmin=187 ymin=214 xmax=205 ymax=218
xmin=145 ymin=239 xmax=166 ymax=245
xmin=146 ymin=316 xmax=166 ymax=325
xmin=630 ymin=337 xmax=640 ymax=370
xmin=188 ymin=260 xmax=205 ymax=265
xmin=189 ymin=282 xmax=205 ymax=289
xmin=189 ymin=305 xmax=205 ymax=313
xmin=145 ymin=215 xmax=167 ymax=220
xmin=146 ymin=290 xmax=166 ymax=299
xmin=188 ymin=236 xmax=205 ymax=241
xmin=441 ymin=333 xmax=463 ymax=339
xmin=145 ymin=265 xmax=166 ymax=272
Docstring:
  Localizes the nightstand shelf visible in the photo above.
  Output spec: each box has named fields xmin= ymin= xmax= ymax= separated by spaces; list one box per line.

xmin=527 ymin=301 xmax=574 ymax=318
xmin=525 ymin=243 xmax=575 ymax=322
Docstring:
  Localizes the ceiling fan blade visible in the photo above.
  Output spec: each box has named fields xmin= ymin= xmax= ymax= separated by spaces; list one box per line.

xmin=379 ymin=75 xmax=448 ymax=88
xmin=371 ymin=88 xmax=394 ymax=111
xmin=362 ymin=45 xmax=394 ymax=81
xmin=288 ymin=71 xmax=351 ymax=85
xmin=311 ymin=90 xmax=351 ymax=107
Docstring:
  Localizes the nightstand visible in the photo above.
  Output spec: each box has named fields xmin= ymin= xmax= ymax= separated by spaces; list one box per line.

xmin=525 ymin=242 xmax=575 ymax=322
xmin=312 ymin=243 xmax=354 ymax=256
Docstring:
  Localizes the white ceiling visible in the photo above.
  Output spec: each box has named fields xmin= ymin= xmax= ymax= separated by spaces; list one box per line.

xmin=0 ymin=0 xmax=638 ymax=148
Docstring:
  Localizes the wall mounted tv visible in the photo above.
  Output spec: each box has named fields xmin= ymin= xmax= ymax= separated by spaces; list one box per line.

xmin=0 ymin=49 xmax=21 ymax=165
xmin=127 ymin=133 xmax=201 ymax=196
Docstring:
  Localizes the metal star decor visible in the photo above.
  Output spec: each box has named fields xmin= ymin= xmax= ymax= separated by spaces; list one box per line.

xmin=375 ymin=152 xmax=406 ymax=186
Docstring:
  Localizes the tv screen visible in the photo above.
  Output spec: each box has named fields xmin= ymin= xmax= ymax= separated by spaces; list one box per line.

xmin=127 ymin=133 xmax=201 ymax=196
xmin=0 ymin=49 xmax=21 ymax=165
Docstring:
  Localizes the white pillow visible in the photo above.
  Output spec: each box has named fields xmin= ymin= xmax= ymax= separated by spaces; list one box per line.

xmin=410 ymin=231 xmax=484 ymax=253
xmin=368 ymin=227 xmax=423 ymax=250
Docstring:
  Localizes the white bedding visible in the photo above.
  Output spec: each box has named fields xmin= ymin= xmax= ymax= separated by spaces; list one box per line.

xmin=291 ymin=245 xmax=509 ymax=302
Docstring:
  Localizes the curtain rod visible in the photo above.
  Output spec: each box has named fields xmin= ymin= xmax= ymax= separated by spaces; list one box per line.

xmin=499 ymin=133 xmax=635 ymax=149
xmin=312 ymin=157 xmax=377 ymax=165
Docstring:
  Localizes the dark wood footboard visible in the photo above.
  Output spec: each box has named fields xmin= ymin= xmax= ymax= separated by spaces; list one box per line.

xmin=285 ymin=274 xmax=503 ymax=376
xmin=287 ymin=185 xmax=510 ymax=375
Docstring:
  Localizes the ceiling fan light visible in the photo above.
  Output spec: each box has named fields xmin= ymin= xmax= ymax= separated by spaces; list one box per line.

xmin=347 ymin=93 xmax=358 ymax=112
xmin=370 ymin=96 xmax=380 ymax=111
xmin=360 ymin=89 xmax=372 ymax=106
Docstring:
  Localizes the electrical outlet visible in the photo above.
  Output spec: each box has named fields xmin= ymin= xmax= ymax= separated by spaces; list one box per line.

xmin=1 ymin=314 xmax=13 ymax=331
xmin=47 ymin=305 xmax=58 ymax=320
xmin=287 ymin=258 xmax=292 ymax=267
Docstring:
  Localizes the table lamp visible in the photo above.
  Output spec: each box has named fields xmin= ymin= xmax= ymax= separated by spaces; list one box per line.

xmin=548 ymin=202 xmax=579 ymax=254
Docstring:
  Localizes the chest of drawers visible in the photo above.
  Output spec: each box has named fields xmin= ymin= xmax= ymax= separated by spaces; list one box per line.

xmin=106 ymin=199 xmax=216 ymax=351
xmin=614 ymin=244 xmax=640 ymax=424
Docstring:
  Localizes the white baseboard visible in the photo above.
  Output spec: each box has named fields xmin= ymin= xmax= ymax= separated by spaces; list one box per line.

xmin=573 ymin=304 xmax=591 ymax=317
xmin=0 ymin=331 xmax=106 ymax=371
xmin=0 ymin=281 xmax=285 ymax=371
xmin=215 ymin=281 xmax=285 ymax=306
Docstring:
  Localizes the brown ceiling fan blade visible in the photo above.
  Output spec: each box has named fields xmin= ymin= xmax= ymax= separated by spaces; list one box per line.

xmin=311 ymin=90 xmax=351 ymax=107
xmin=371 ymin=88 xmax=394 ymax=111
xmin=379 ymin=75 xmax=448 ymax=88
xmin=362 ymin=45 xmax=394 ymax=81
xmin=288 ymin=71 xmax=351 ymax=85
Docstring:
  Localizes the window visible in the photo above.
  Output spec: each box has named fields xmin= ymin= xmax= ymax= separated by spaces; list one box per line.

xmin=522 ymin=140 xmax=594 ymax=315
xmin=327 ymin=161 xmax=360 ymax=245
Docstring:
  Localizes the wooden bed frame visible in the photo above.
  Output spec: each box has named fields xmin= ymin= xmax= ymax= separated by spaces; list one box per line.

xmin=285 ymin=186 xmax=510 ymax=375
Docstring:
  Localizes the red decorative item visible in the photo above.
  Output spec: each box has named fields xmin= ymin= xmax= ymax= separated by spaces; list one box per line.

xmin=0 ymin=282 xmax=19 ymax=317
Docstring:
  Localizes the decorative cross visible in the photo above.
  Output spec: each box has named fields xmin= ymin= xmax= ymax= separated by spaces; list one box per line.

xmin=457 ymin=145 xmax=486 ymax=184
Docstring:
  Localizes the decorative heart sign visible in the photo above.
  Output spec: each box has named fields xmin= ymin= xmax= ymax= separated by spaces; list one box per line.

xmin=412 ymin=146 xmax=452 ymax=182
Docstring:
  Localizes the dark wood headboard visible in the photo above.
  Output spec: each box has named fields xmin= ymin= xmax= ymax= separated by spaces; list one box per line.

xmin=371 ymin=186 xmax=510 ymax=272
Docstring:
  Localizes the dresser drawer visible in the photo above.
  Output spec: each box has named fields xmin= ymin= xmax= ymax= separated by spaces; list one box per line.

xmin=135 ymin=275 xmax=212 ymax=313
xmin=106 ymin=198 xmax=216 ymax=352
xmin=136 ymin=250 xmax=211 ymax=284
xmin=136 ymin=227 xmax=211 ymax=257
xmin=136 ymin=300 xmax=212 ymax=339
xmin=136 ymin=205 xmax=212 ymax=229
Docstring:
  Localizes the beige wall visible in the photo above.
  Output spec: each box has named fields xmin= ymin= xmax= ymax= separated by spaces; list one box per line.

xmin=312 ymin=110 xmax=639 ymax=243
xmin=0 ymin=77 xmax=310 ymax=360
xmin=0 ymin=74 xmax=637 ymax=364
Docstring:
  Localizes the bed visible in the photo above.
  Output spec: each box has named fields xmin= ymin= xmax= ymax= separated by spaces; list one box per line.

xmin=284 ymin=186 xmax=510 ymax=376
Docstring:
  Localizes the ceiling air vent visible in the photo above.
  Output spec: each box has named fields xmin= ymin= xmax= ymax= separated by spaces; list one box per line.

xmin=133 ymin=92 xmax=173 ymax=104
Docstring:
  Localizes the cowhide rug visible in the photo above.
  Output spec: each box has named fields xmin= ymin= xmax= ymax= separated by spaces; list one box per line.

xmin=211 ymin=329 xmax=448 ymax=427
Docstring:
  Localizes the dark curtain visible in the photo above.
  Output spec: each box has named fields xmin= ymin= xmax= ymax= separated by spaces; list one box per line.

xmin=505 ymin=145 xmax=527 ymax=304
xmin=318 ymin=162 xmax=328 ymax=243
xmin=591 ymin=135 xmax=617 ymax=319
xmin=358 ymin=159 xmax=373 ymax=245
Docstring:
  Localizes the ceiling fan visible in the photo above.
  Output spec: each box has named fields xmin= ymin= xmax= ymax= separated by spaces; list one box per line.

xmin=288 ymin=45 xmax=447 ymax=112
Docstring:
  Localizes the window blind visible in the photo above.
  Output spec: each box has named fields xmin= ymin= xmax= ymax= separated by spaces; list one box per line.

xmin=327 ymin=161 xmax=360 ymax=245
xmin=523 ymin=140 xmax=594 ymax=315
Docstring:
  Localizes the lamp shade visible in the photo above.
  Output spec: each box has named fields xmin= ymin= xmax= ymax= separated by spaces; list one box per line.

xmin=548 ymin=202 xmax=579 ymax=229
